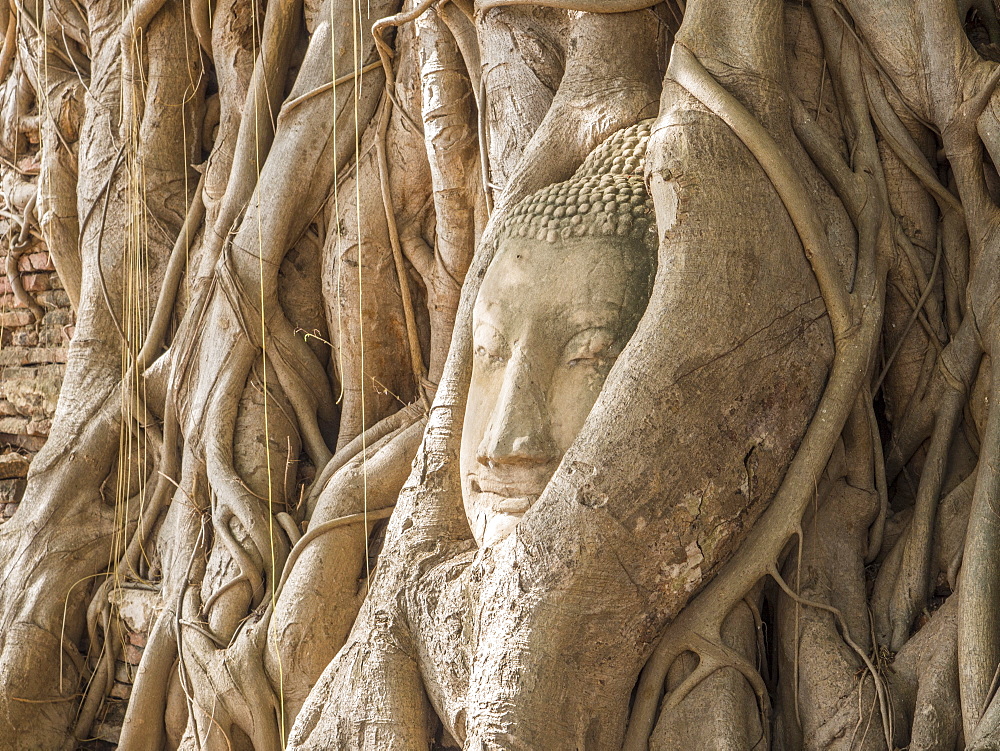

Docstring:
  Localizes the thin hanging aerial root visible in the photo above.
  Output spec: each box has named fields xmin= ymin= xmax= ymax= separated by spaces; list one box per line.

xmin=215 ymin=248 xmax=335 ymax=465
xmin=202 ymin=573 xmax=251 ymax=618
xmin=477 ymin=74 xmax=493 ymax=216
xmin=275 ymin=512 xmax=301 ymax=544
xmin=374 ymin=95 xmax=431 ymax=406
xmin=136 ymin=171 xmax=206 ymax=371
xmin=862 ymin=65 xmax=963 ymax=218
xmin=948 ymin=62 xmax=1000 ymax=137
xmin=891 ymin=223 xmax=947 ymax=343
xmin=626 ymin=624 xmax=705 ymax=749
xmin=303 ymin=402 xmax=423 ymax=514
xmin=768 ymin=564 xmax=894 ymax=748
xmin=866 ymin=399 xmax=889 ymax=562
xmin=179 ymin=619 xmax=228 ymax=649
xmin=372 ymin=0 xmax=438 ymax=96
xmin=661 ymin=658 xmax=719 ymax=713
xmin=680 ymin=634 xmax=772 ymax=745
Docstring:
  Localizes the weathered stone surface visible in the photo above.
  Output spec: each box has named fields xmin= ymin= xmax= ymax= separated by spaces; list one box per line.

xmin=25 ymin=418 xmax=51 ymax=436
xmin=114 ymin=660 xmax=135 ymax=686
xmin=123 ymin=642 xmax=144 ymax=665
xmin=41 ymin=309 xmax=72 ymax=326
xmin=0 ymin=310 xmax=33 ymax=327
xmin=0 ymin=478 xmax=26 ymax=503
xmin=0 ymin=454 xmax=29 ymax=479
xmin=0 ymin=347 xmax=67 ymax=366
xmin=5 ymin=435 xmax=45 ymax=452
xmin=0 ymin=364 xmax=64 ymax=419
xmin=109 ymin=587 xmax=163 ymax=635
xmin=11 ymin=329 xmax=38 ymax=346
xmin=110 ymin=682 xmax=132 ymax=701
xmin=0 ymin=416 xmax=29 ymax=434
xmin=36 ymin=290 xmax=70 ymax=308
xmin=92 ymin=698 xmax=126 ymax=743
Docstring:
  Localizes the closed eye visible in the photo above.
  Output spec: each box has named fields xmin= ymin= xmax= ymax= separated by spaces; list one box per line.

xmin=564 ymin=327 xmax=620 ymax=366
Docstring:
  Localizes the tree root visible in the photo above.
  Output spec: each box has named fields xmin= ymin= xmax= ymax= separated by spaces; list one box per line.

xmin=5 ymin=192 xmax=43 ymax=322
xmin=769 ymin=564 xmax=893 ymax=748
xmin=374 ymin=94 xmax=430 ymax=402
xmin=624 ymin=38 xmax=887 ymax=751
xmin=475 ymin=0 xmax=660 ymax=13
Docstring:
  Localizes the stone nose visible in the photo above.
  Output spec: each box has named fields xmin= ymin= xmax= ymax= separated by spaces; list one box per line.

xmin=477 ymin=355 xmax=558 ymax=467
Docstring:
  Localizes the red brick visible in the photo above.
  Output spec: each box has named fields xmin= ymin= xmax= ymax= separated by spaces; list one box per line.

xmin=0 ymin=416 xmax=29 ymax=434
xmin=114 ymin=659 xmax=134 ymax=684
xmin=42 ymin=310 xmax=72 ymax=326
xmin=109 ymin=682 xmax=132 ymax=700
xmin=0 ymin=310 xmax=33 ymax=327
xmin=0 ymin=346 xmax=66 ymax=366
xmin=0 ymin=454 xmax=29 ymax=479
xmin=27 ymin=253 xmax=55 ymax=272
xmin=127 ymin=630 xmax=148 ymax=648
xmin=20 ymin=274 xmax=49 ymax=293
xmin=15 ymin=156 xmax=39 ymax=174
xmin=35 ymin=290 xmax=69 ymax=308
xmin=11 ymin=330 xmax=37 ymax=346
xmin=0 ymin=278 xmax=10 ymax=294
xmin=123 ymin=642 xmax=144 ymax=665
xmin=25 ymin=419 xmax=51 ymax=436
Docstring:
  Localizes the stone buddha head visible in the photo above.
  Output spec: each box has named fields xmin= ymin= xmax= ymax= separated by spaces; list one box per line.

xmin=461 ymin=121 xmax=658 ymax=546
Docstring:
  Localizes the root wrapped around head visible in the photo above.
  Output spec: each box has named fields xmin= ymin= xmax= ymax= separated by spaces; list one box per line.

xmin=496 ymin=120 xmax=657 ymax=249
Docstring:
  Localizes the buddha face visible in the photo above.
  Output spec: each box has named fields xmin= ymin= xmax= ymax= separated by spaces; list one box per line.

xmin=461 ymin=235 xmax=654 ymax=546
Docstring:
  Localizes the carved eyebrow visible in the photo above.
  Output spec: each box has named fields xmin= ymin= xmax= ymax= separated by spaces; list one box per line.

xmin=472 ymin=319 xmax=510 ymax=358
xmin=562 ymin=300 xmax=627 ymax=330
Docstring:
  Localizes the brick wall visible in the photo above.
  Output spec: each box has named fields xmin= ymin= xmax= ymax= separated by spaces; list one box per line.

xmin=0 ymin=219 xmax=73 ymax=520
